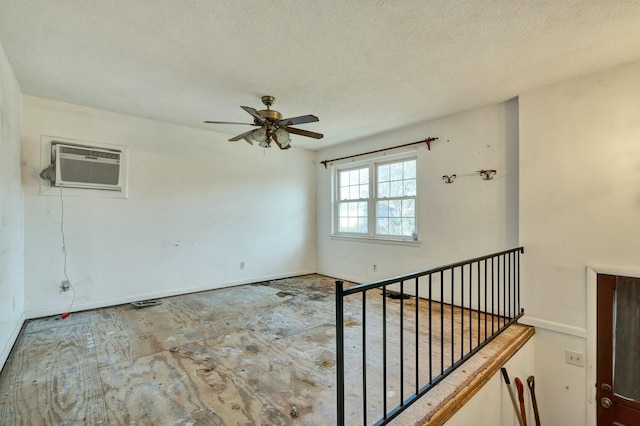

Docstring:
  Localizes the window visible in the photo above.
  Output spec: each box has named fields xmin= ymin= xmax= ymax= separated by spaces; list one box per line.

xmin=334 ymin=154 xmax=417 ymax=241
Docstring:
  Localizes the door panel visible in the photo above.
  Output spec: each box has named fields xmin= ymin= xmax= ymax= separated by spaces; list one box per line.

xmin=597 ymin=274 xmax=640 ymax=426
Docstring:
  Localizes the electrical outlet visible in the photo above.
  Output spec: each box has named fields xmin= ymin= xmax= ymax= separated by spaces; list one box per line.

xmin=240 ymin=261 xmax=245 ymax=269
xmin=61 ymin=280 xmax=70 ymax=291
xmin=373 ymin=264 xmax=377 ymax=272
xmin=565 ymin=349 xmax=585 ymax=367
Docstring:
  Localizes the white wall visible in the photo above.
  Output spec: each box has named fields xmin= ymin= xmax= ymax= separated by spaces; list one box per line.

xmin=316 ymin=100 xmax=519 ymax=284
xmin=22 ymin=96 xmax=317 ymax=318
xmin=446 ymin=338 xmax=534 ymax=426
xmin=0 ymin=42 xmax=24 ymax=369
xmin=519 ymin=60 xmax=640 ymax=426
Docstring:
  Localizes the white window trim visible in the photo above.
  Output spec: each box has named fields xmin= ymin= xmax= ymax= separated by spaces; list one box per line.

xmin=331 ymin=150 xmax=419 ymax=243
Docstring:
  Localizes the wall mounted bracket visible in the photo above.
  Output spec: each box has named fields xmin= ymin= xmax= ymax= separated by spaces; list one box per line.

xmin=478 ymin=169 xmax=497 ymax=180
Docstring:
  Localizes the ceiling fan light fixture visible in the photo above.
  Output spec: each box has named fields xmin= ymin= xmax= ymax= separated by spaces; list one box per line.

xmin=258 ymin=139 xmax=270 ymax=148
xmin=275 ymin=128 xmax=291 ymax=148
xmin=252 ymin=128 xmax=267 ymax=143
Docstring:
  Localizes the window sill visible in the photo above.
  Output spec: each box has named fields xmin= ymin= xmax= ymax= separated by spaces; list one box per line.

xmin=330 ymin=234 xmax=422 ymax=247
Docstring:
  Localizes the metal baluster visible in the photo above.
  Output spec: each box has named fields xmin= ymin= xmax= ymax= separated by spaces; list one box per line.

xmin=502 ymin=254 xmax=506 ymax=326
xmin=362 ymin=290 xmax=367 ymax=425
xmin=451 ymin=268 xmax=455 ymax=367
xmin=440 ymin=271 xmax=444 ymax=376
xmin=335 ymin=281 xmax=345 ymax=426
xmin=484 ymin=259 xmax=488 ymax=341
xmin=494 ymin=256 xmax=498 ymax=333
xmin=383 ymin=284 xmax=387 ymax=419
xmin=469 ymin=263 xmax=473 ymax=353
xmin=400 ymin=280 xmax=404 ymax=405
xmin=429 ymin=273 xmax=433 ymax=384
xmin=505 ymin=253 xmax=512 ymax=321
xmin=461 ymin=264 xmax=464 ymax=358
xmin=517 ymin=249 xmax=521 ymax=313
xmin=415 ymin=277 xmax=419 ymax=395
xmin=477 ymin=261 xmax=481 ymax=347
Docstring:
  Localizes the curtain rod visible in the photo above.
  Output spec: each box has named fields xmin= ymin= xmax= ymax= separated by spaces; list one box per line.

xmin=320 ymin=137 xmax=438 ymax=169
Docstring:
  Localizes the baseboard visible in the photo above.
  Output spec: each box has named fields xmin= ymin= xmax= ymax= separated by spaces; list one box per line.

xmin=0 ymin=313 xmax=25 ymax=372
xmin=520 ymin=315 xmax=587 ymax=338
xmin=315 ymin=269 xmax=364 ymax=285
xmin=25 ymin=270 xmax=317 ymax=320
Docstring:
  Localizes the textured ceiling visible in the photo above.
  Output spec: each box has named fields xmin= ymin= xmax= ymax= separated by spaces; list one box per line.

xmin=1 ymin=1 xmax=640 ymax=150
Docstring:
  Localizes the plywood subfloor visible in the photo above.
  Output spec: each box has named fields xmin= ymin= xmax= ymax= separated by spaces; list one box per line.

xmin=0 ymin=274 xmax=533 ymax=425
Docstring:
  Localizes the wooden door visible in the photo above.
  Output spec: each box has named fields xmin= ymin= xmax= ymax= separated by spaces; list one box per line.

xmin=597 ymin=274 xmax=640 ymax=425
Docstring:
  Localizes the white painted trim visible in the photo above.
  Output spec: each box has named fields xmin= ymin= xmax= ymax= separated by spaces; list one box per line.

xmin=0 ymin=313 xmax=25 ymax=371
xmin=584 ymin=264 xmax=640 ymax=426
xmin=25 ymin=270 xmax=316 ymax=320
xmin=519 ymin=315 xmax=587 ymax=338
xmin=315 ymin=269 xmax=363 ymax=286
xmin=329 ymin=234 xmax=422 ymax=247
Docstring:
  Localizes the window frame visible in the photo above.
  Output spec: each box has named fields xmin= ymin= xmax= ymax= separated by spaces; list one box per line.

xmin=332 ymin=151 xmax=419 ymax=243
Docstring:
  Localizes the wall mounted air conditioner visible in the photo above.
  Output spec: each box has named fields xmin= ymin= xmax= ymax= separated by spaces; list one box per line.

xmin=53 ymin=142 xmax=123 ymax=191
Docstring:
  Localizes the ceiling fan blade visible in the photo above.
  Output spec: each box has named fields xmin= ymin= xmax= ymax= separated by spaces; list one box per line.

xmin=204 ymin=120 xmax=257 ymax=126
xmin=241 ymin=106 xmax=266 ymax=123
xmin=229 ymin=129 xmax=255 ymax=143
xmin=285 ymin=126 xmax=324 ymax=139
xmin=279 ymin=114 xmax=319 ymax=126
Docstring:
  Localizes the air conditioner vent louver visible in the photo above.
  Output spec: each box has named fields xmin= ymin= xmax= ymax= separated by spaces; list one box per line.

xmin=54 ymin=142 xmax=123 ymax=191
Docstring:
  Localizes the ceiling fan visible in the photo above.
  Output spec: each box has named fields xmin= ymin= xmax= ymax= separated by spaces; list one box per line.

xmin=204 ymin=95 xmax=324 ymax=150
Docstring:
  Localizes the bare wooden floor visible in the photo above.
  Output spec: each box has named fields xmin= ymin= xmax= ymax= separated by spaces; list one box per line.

xmin=0 ymin=275 xmax=532 ymax=425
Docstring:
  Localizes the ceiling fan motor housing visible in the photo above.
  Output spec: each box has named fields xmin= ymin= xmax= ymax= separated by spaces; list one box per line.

xmin=257 ymin=109 xmax=282 ymax=123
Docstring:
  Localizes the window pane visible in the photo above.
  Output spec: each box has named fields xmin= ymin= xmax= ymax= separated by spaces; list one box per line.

xmin=390 ymin=163 xmax=403 ymax=180
xmin=376 ymin=200 xmax=389 ymax=217
xmin=360 ymin=169 xmax=368 ymax=184
xmin=349 ymin=170 xmax=360 ymax=185
xmin=403 ymin=160 xmax=416 ymax=179
xmin=390 ymin=181 xmax=403 ymax=197
xmin=404 ymin=179 xmax=416 ymax=196
xmin=377 ymin=218 xmax=389 ymax=234
xmin=359 ymin=184 xmax=369 ymax=199
xmin=389 ymin=218 xmax=402 ymax=235
xmin=378 ymin=182 xmax=390 ymax=198
xmin=401 ymin=218 xmax=415 ymax=236
xmin=402 ymin=199 xmax=415 ymax=217
xmin=340 ymin=187 xmax=349 ymax=200
xmin=389 ymin=200 xmax=402 ymax=217
xmin=358 ymin=201 xmax=368 ymax=216
xmin=350 ymin=186 xmax=360 ymax=200
xmin=340 ymin=170 xmax=350 ymax=186
xmin=378 ymin=164 xmax=389 ymax=182
xmin=338 ymin=200 xmax=367 ymax=234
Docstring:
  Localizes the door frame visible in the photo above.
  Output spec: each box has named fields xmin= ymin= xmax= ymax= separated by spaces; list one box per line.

xmin=586 ymin=265 xmax=640 ymax=426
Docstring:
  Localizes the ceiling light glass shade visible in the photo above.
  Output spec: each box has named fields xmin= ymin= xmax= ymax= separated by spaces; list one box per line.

xmin=258 ymin=140 xmax=270 ymax=148
xmin=275 ymin=128 xmax=291 ymax=148
xmin=252 ymin=128 xmax=267 ymax=143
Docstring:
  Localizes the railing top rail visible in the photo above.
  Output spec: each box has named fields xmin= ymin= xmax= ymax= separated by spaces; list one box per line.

xmin=340 ymin=246 xmax=524 ymax=296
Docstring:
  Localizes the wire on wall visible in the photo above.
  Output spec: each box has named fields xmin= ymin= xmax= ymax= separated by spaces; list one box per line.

xmin=60 ymin=186 xmax=76 ymax=318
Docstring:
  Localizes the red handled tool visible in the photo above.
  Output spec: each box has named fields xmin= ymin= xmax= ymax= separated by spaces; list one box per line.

xmin=515 ymin=377 xmax=528 ymax=426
